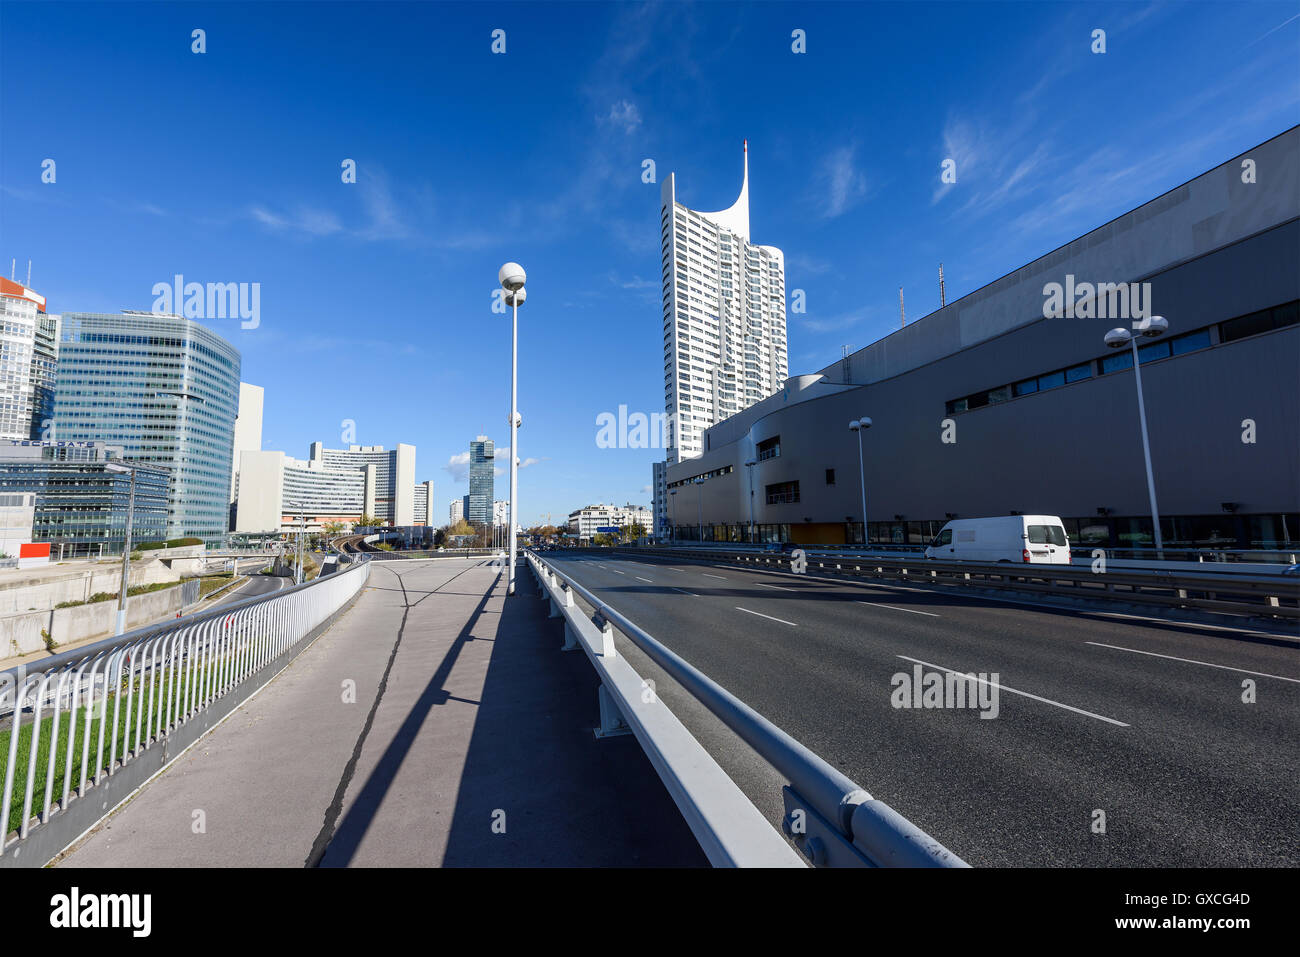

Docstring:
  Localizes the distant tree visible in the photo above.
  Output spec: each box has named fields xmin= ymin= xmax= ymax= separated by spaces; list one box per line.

xmin=620 ymin=523 xmax=646 ymax=542
xmin=354 ymin=514 xmax=383 ymax=529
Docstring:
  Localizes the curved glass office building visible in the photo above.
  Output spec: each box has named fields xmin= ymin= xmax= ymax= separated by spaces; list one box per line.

xmin=51 ymin=311 xmax=240 ymax=542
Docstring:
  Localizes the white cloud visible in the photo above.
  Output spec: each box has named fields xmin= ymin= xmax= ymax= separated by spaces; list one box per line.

xmin=603 ymin=99 xmax=643 ymax=134
xmin=814 ymin=146 xmax=869 ymax=219
xmin=443 ymin=451 xmax=470 ymax=482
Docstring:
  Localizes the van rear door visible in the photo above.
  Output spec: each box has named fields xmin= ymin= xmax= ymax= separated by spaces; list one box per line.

xmin=1026 ymin=523 xmax=1068 ymax=563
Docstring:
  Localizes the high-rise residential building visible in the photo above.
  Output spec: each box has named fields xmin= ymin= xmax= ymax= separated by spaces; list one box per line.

xmin=307 ymin=442 xmax=415 ymax=525
xmin=492 ymin=499 xmax=510 ymax=528
xmin=0 ymin=278 xmax=60 ymax=442
xmin=653 ymin=143 xmax=787 ymax=535
xmin=234 ymin=449 xmax=371 ymax=534
xmin=466 ymin=436 xmax=495 ymax=526
xmin=51 ymin=311 xmax=239 ymax=543
xmin=229 ymin=382 xmax=264 ymax=506
xmin=659 ymin=142 xmax=788 ymax=462
xmin=414 ymin=479 xmax=435 ymax=525
xmin=449 ymin=497 xmax=464 ymax=525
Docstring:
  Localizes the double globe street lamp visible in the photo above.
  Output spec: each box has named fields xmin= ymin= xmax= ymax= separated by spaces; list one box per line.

xmin=1104 ymin=316 xmax=1169 ymax=559
xmin=499 ymin=263 xmax=527 ymax=595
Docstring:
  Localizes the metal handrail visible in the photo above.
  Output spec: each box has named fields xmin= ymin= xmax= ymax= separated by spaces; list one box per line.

xmin=0 ymin=558 xmax=371 ymax=860
xmin=526 ymin=549 xmax=968 ymax=867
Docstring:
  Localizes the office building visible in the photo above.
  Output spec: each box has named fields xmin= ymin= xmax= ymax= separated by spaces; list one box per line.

xmin=567 ymin=503 xmax=653 ymax=539
xmin=308 ymin=442 xmax=415 ymax=526
xmin=51 ymin=311 xmax=239 ymax=543
xmin=229 ymin=382 xmax=264 ymax=505
xmin=0 ymin=440 xmax=170 ymax=556
xmin=0 ymin=277 xmax=59 ymax=442
xmin=236 ymin=450 xmax=369 ymax=534
xmin=466 ymin=436 xmax=494 ymax=526
xmin=449 ymin=497 xmax=464 ymax=525
xmin=414 ymin=479 xmax=435 ymax=525
xmin=663 ymin=129 xmax=1300 ymax=550
xmin=653 ymin=143 xmax=787 ymax=535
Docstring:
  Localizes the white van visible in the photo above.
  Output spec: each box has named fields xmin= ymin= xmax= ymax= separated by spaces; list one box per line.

xmin=924 ymin=515 xmax=1071 ymax=564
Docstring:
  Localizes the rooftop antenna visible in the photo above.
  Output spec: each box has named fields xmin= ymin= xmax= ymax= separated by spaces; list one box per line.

xmin=899 ymin=287 xmax=906 ymax=328
xmin=25 ymin=260 xmax=31 ymax=288
xmin=9 ymin=260 xmax=14 ymax=281
xmin=939 ymin=263 xmax=946 ymax=308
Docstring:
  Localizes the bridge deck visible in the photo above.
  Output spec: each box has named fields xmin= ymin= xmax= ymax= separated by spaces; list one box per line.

xmin=56 ymin=559 xmax=705 ymax=867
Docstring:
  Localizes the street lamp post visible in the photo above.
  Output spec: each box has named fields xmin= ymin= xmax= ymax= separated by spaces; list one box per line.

xmin=744 ymin=459 xmax=757 ymax=543
xmin=694 ymin=476 xmax=705 ymax=543
xmin=849 ymin=417 xmax=872 ymax=546
xmin=669 ymin=489 xmax=678 ymax=543
xmin=1104 ymin=316 xmax=1168 ymax=559
xmin=499 ymin=262 xmax=526 ymax=595
xmin=105 ymin=461 xmax=139 ymax=636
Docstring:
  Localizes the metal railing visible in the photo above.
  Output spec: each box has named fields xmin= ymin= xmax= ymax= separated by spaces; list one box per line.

xmin=0 ymin=557 xmax=371 ymax=865
xmin=525 ymin=549 xmax=969 ymax=868
xmin=613 ymin=547 xmax=1300 ymax=621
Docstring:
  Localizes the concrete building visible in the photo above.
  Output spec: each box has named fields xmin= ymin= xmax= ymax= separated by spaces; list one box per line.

xmin=308 ymin=442 xmax=415 ymax=526
xmin=0 ymin=440 xmax=170 ymax=556
xmin=0 ymin=277 xmax=59 ymax=442
xmin=51 ymin=311 xmax=239 ymax=543
xmin=567 ymin=503 xmax=654 ymax=539
xmin=493 ymin=499 xmax=510 ymax=528
xmin=235 ymin=449 xmax=369 ymax=534
xmin=663 ymin=129 xmax=1300 ymax=551
xmin=448 ymin=497 xmax=464 ymax=525
xmin=229 ymin=382 xmax=264 ymax=507
xmin=652 ymin=142 xmax=787 ymax=535
xmin=466 ymin=436 xmax=494 ymax=526
xmin=414 ymin=480 xmax=435 ymax=526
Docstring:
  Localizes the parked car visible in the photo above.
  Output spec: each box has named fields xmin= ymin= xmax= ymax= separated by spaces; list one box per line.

xmin=924 ymin=515 xmax=1071 ymax=564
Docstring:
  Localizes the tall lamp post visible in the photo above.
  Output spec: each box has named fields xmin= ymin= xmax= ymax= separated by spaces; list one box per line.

xmin=104 ymin=461 xmax=139 ymax=636
xmin=499 ymin=262 xmax=526 ymax=595
xmin=849 ymin=417 xmax=872 ymax=546
xmin=694 ymin=475 xmax=705 ymax=543
xmin=744 ymin=459 xmax=757 ymax=543
xmin=1104 ymin=316 xmax=1168 ymax=559
xmin=669 ymin=489 xmax=678 ymax=543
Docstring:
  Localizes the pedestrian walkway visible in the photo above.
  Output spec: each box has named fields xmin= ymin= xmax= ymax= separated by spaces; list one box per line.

xmin=57 ymin=558 xmax=705 ymax=867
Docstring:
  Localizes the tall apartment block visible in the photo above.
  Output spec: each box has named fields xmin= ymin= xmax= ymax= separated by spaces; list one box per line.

xmin=52 ymin=311 xmax=240 ymax=543
xmin=0 ymin=278 xmax=60 ymax=442
xmin=308 ymin=442 xmax=415 ymax=526
xmin=652 ymin=142 xmax=788 ymax=534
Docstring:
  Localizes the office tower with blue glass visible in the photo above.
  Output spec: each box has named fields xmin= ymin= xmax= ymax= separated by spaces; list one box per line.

xmin=467 ymin=436 xmax=494 ymax=527
xmin=51 ymin=311 xmax=240 ymax=543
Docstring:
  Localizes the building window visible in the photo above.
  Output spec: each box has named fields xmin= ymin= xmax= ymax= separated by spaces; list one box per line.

xmin=1065 ymin=362 xmax=1092 ymax=383
xmin=756 ymin=436 xmax=780 ymax=461
xmin=825 ymin=468 xmax=835 ymax=485
xmin=765 ymin=480 xmax=799 ymax=505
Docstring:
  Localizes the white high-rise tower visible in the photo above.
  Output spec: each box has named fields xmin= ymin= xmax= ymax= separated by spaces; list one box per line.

xmin=659 ymin=142 xmax=787 ymax=464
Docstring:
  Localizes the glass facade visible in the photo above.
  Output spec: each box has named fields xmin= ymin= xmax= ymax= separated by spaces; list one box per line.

xmin=51 ymin=312 xmax=240 ymax=543
xmin=467 ymin=437 xmax=495 ymax=526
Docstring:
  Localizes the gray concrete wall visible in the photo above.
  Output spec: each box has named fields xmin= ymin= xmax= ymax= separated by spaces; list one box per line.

xmin=1 ymin=580 xmax=196 ymax=658
xmin=0 ymin=559 xmax=180 ymax=614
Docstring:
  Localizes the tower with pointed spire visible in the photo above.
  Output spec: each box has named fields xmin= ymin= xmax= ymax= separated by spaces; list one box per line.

xmin=652 ymin=142 xmax=788 ymax=537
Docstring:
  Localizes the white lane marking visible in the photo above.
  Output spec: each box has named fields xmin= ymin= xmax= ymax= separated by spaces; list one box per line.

xmin=1085 ymin=642 xmax=1300 ymax=684
xmin=671 ymin=587 xmax=699 ymax=597
xmin=702 ymin=573 xmax=728 ymax=580
xmin=896 ymin=654 xmax=1130 ymax=728
xmin=593 ymin=563 xmax=606 ymax=568
xmin=736 ymin=606 xmax=798 ymax=627
xmin=635 ymin=576 xmax=655 ymax=583
xmin=855 ymin=600 xmax=940 ymax=618
xmin=609 ymin=569 xmax=626 ymax=575
xmin=758 ymin=582 xmax=797 ymax=592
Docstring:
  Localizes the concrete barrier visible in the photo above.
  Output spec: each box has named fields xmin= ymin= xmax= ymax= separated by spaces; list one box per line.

xmin=0 ymin=580 xmax=198 ymax=658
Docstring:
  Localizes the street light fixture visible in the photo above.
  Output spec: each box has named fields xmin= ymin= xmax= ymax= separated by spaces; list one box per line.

xmin=285 ymin=499 xmax=307 ymax=584
xmin=744 ymin=460 xmax=758 ymax=544
xmin=848 ymin=417 xmax=872 ymax=546
xmin=693 ymin=475 xmax=706 ymax=543
xmin=1104 ymin=316 xmax=1168 ymax=558
xmin=104 ymin=460 xmax=139 ymax=636
xmin=499 ymin=262 xmax=526 ymax=595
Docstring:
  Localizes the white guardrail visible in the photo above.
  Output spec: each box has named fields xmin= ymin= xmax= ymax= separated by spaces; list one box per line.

xmin=525 ymin=549 xmax=969 ymax=868
xmin=0 ymin=558 xmax=371 ymax=866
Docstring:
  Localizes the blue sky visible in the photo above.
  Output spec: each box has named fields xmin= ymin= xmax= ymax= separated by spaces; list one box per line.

xmin=3 ymin=0 xmax=1298 ymax=527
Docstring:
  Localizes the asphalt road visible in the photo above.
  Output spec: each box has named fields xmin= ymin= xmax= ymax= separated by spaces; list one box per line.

xmin=540 ymin=550 xmax=1300 ymax=867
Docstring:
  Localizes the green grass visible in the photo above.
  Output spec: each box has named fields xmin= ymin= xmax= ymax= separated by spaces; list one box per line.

xmin=1 ymin=656 xmax=232 ymax=837
xmin=197 ymin=575 xmax=235 ymax=598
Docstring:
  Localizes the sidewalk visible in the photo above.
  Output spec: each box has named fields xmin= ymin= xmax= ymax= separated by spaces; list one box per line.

xmin=56 ymin=558 xmax=706 ymax=867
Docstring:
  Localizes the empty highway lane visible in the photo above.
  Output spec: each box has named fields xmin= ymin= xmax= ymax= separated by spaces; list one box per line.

xmin=540 ymin=551 xmax=1300 ymax=867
